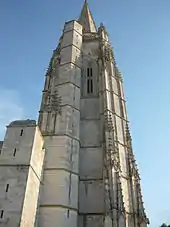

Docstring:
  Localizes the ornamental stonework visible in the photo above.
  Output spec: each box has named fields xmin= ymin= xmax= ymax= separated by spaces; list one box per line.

xmin=83 ymin=32 xmax=98 ymax=41
xmin=44 ymin=90 xmax=62 ymax=114
xmin=111 ymin=151 xmax=121 ymax=171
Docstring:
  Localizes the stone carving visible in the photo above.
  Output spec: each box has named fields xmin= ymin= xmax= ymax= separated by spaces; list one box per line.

xmin=103 ymin=108 xmax=125 ymax=221
xmin=125 ymin=123 xmax=149 ymax=223
xmin=104 ymin=111 xmax=121 ymax=171
xmin=99 ymin=38 xmax=114 ymax=64
xmin=136 ymin=183 xmax=150 ymax=225
xmin=114 ymin=66 xmax=123 ymax=81
xmin=132 ymin=165 xmax=140 ymax=181
xmin=111 ymin=151 xmax=120 ymax=171
xmin=116 ymin=173 xmax=126 ymax=215
xmin=104 ymin=45 xmax=110 ymax=63
xmin=51 ymin=55 xmax=61 ymax=72
xmin=104 ymin=111 xmax=114 ymax=132
xmin=83 ymin=32 xmax=98 ymax=41
xmin=98 ymin=30 xmax=123 ymax=82
xmin=87 ymin=215 xmax=104 ymax=227
xmin=126 ymin=123 xmax=141 ymax=180
xmin=45 ymin=36 xmax=62 ymax=77
xmin=44 ymin=90 xmax=62 ymax=114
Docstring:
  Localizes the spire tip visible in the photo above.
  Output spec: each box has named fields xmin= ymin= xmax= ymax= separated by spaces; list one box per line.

xmin=78 ymin=0 xmax=97 ymax=33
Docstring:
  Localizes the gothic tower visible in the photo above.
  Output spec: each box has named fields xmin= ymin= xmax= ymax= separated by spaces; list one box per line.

xmin=38 ymin=1 xmax=149 ymax=226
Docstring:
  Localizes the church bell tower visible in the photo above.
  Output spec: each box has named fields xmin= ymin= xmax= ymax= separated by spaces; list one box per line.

xmin=38 ymin=1 xmax=149 ymax=226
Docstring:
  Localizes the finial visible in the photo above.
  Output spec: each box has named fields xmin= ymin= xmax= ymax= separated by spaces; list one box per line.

xmin=114 ymin=66 xmax=123 ymax=81
xmin=126 ymin=122 xmax=132 ymax=142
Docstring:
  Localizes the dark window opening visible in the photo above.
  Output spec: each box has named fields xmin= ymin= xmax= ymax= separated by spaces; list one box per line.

xmin=87 ymin=80 xmax=90 ymax=94
xmin=90 ymin=68 xmax=93 ymax=78
xmin=20 ymin=129 xmax=23 ymax=136
xmin=0 ymin=210 xmax=4 ymax=218
xmin=67 ymin=210 xmax=70 ymax=218
xmin=6 ymin=184 xmax=9 ymax=192
xmin=87 ymin=67 xmax=93 ymax=94
xmin=90 ymin=79 xmax=93 ymax=93
xmin=13 ymin=148 xmax=17 ymax=157
xmin=87 ymin=67 xmax=93 ymax=78
xmin=87 ymin=68 xmax=90 ymax=78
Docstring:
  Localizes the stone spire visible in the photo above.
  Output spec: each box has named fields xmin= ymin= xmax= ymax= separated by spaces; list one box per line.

xmin=78 ymin=0 xmax=97 ymax=33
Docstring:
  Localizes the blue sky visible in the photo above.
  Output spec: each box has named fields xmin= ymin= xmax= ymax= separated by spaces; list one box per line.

xmin=0 ymin=0 xmax=170 ymax=225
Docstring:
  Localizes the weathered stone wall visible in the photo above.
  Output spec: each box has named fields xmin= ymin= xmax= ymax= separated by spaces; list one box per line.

xmin=78 ymin=39 xmax=105 ymax=227
xmin=0 ymin=166 xmax=28 ymax=226
xmin=20 ymin=127 xmax=44 ymax=227
xmin=38 ymin=20 xmax=83 ymax=227
xmin=0 ymin=122 xmax=44 ymax=227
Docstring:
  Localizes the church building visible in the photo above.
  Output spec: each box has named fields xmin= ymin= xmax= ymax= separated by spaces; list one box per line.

xmin=0 ymin=1 xmax=149 ymax=226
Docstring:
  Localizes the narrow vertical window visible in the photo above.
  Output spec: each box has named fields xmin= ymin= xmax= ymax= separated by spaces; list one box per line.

xmin=90 ymin=79 xmax=93 ymax=93
xmin=87 ymin=67 xmax=90 ymax=94
xmin=0 ymin=210 xmax=4 ymax=218
xmin=90 ymin=68 xmax=93 ymax=78
xmin=67 ymin=210 xmax=70 ymax=218
xmin=20 ymin=129 xmax=23 ymax=136
xmin=13 ymin=148 xmax=17 ymax=157
xmin=87 ymin=68 xmax=90 ymax=78
xmin=6 ymin=184 xmax=9 ymax=192
xmin=87 ymin=67 xmax=93 ymax=94
xmin=87 ymin=80 xmax=90 ymax=94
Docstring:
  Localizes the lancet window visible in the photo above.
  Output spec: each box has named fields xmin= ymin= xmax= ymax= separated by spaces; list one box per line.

xmin=87 ymin=67 xmax=93 ymax=94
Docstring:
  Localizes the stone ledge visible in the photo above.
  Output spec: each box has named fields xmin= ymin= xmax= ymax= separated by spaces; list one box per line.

xmin=8 ymin=119 xmax=36 ymax=127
